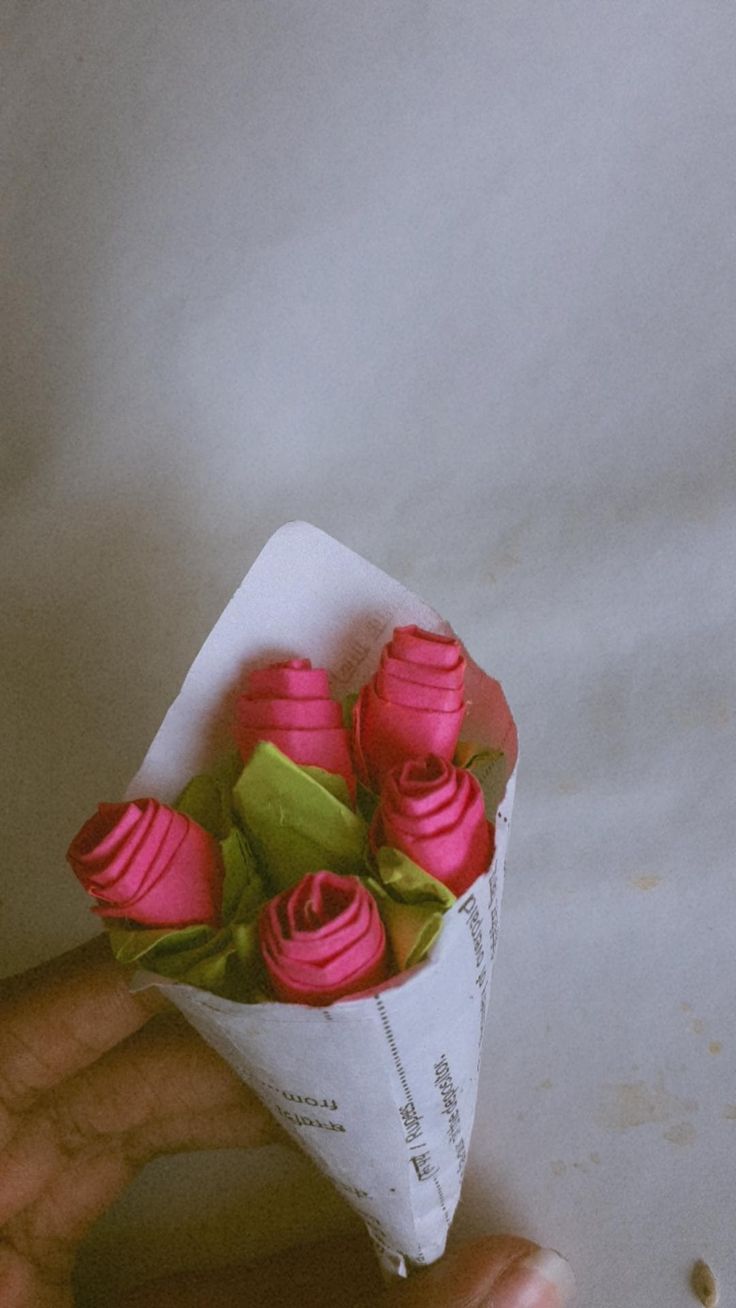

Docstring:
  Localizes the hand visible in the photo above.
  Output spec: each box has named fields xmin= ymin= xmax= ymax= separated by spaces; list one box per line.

xmin=0 ymin=938 xmax=574 ymax=1306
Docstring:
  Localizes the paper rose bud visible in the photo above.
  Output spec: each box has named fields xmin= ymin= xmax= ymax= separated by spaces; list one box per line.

xmin=352 ymin=625 xmax=466 ymax=789
xmin=66 ymin=799 xmax=224 ymax=927
xmin=235 ymin=658 xmax=355 ymax=800
xmin=258 ymin=871 xmax=389 ymax=1006
xmin=372 ymin=755 xmax=493 ymax=898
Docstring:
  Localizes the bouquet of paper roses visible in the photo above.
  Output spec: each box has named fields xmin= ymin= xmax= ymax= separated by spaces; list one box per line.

xmin=65 ymin=524 xmax=517 ymax=1277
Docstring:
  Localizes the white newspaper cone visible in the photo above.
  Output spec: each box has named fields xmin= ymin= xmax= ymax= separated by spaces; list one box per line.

xmin=128 ymin=523 xmax=518 ymax=1277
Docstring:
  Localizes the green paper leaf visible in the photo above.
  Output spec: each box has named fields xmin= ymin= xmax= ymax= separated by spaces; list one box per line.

xmin=107 ymin=922 xmax=215 ymax=968
xmin=366 ymin=874 xmax=446 ymax=971
xmin=233 ymin=742 xmax=368 ymax=892
xmin=171 ymin=921 xmax=264 ymax=1001
xmin=341 ymin=691 xmax=358 ymax=729
xmin=367 ymin=847 xmax=456 ymax=970
xmin=174 ymin=750 xmax=243 ymax=839
xmin=301 ymin=764 xmax=352 ymax=807
xmin=220 ymin=825 xmax=266 ymax=922
xmin=356 ymin=780 xmax=379 ymax=826
xmin=455 ymin=744 xmax=507 ymax=819
xmin=107 ymin=812 xmax=265 ymax=993
xmin=213 ymin=748 xmax=247 ymax=789
xmin=382 ymin=897 xmax=445 ymax=969
xmin=375 ymin=845 xmax=456 ymax=910
xmin=174 ymin=774 xmax=223 ymax=835
xmin=108 ymin=916 xmax=265 ymax=1002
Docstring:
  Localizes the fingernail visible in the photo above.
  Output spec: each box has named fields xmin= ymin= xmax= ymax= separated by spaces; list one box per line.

xmin=488 ymin=1247 xmax=576 ymax=1307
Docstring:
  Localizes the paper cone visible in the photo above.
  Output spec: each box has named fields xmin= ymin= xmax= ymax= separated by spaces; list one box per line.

xmin=128 ymin=523 xmax=517 ymax=1277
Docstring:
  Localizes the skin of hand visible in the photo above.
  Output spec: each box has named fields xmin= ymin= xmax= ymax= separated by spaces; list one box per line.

xmin=0 ymin=938 xmax=574 ymax=1307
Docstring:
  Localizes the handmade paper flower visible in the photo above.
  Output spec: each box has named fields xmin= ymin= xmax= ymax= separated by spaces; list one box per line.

xmin=258 ymin=870 xmax=388 ymax=1005
xmin=352 ymin=625 xmax=466 ymax=789
xmin=66 ymin=799 xmax=224 ymax=927
xmin=63 ymin=524 xmax=518 ymax=1279
xmin=234 ymin=658 xmax=355 ymax=800
xmin=372 ymin=754 xmax=493 ymax=898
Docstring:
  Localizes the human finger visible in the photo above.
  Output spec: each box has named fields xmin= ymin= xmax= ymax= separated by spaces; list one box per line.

xmin=114 ymin=1233 xmax=575 ymax=1307
xmin=0 ymin=1010 xmax=279 ymax=1227
xmin=0 ymin=937 xmax=164 ymax=1116
xmin=382 ymin=1234 xmax=575 ymax=1307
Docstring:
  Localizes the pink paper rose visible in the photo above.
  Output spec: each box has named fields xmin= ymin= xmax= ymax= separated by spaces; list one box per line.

xmin=258 ymin=871 xmax=388 ymax=1005
xmin=235 ymin=658 xmax=355 ymax=800
xmin=353 ymin=625 xmax=466 ymax=789
xmin=66 ymin=799 xmax=224 ymax=927
xmin=372 ymin=754 xmax=493 ymax=898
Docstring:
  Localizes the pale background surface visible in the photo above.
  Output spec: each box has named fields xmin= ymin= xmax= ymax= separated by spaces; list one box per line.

xmin=2 ymin=2 xmax=735 ymax=1304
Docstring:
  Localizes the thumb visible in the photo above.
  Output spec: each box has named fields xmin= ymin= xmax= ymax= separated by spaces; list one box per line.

xmin=380 ymin=1236 xmax=576 ymax=1308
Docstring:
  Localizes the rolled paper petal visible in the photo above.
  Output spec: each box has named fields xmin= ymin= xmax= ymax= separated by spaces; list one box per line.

xmin=260 ymin=930 xmax=387 ymax=1002
xmin=91 ymin=813 xmax=191 ymax=911
xmin=93 ymin=819 xmax=223 ymax=926
xmin=258 ymin=871 xmax=389 ymax=1005
xmin=286 ymin=872 xmax=354 ymax=935
xmin=69 ymin=800 xmax=141 ymax=867
xmin=381 ymin=756 xmax=458 ymax=819
xmin=281 ymin=889 xmax=374 ymax=963
xmin=270 ymin=916 xmax=379 ymax=976
xmin=354 ymin=680 xmax=465 ymax=788
xmin=89 ymin=804 xmax=187 ymax=904
xmin=236 ymin=697 xmax=342 ymax=729
xmin=374 ymin=755 xmax=493 ymax=897
xmin=269 ymin=879 xmax=373 ymax=969
xmin=67 ymin=800 xmax=224 ymax=928
xmin=247 ymin=661 xmax=330 ymax=699
xmin=379 ymin=651 xmax=465 ymax=691
xmin=70 ymin=800 xmax=170 ymax=893
xmin=267 ymin=952 xmax=387 ymax=999
xmin=235 ymin=658 xmax=355 ymax=800
xmin=352 ymin=626 xmax=467 ymax=789
xmin=375 ymin=667 xmax=464 ymax=712
xmin=384 ymin=767 xmax=471 ymax=840
xmin=390 ymin=625 xmax=464 ymax=669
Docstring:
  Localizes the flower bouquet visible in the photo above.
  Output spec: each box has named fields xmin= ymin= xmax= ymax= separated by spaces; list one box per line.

xmin=66 ymin=523 xmax=517 ymax=1277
